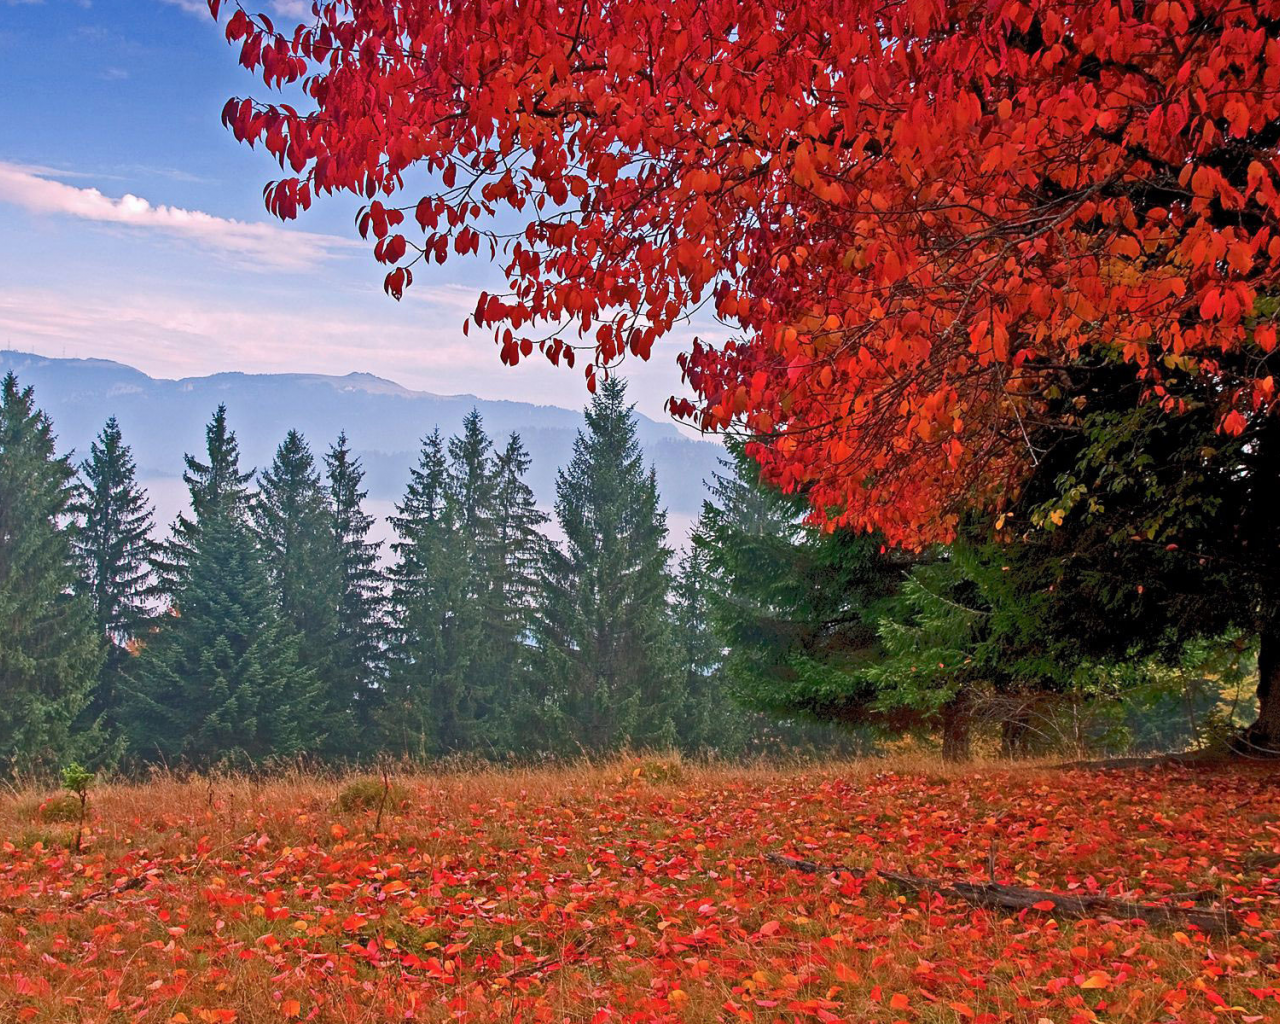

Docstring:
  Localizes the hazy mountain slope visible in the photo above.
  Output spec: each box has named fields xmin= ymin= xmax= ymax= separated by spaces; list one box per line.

xmin=0 ymin=352 xmax=720 ymax=525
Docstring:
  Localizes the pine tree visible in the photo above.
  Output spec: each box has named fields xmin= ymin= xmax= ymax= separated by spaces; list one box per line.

xmin=123 ymin=507 xmax=320 ymax=767
xmin=124 ymin=408 xmax=317 ymax=767
xmin=445 ymin=410 xmax=504 ymax=747
xmin=325 ymin=433 xmax=386 ymax=747
xmin=0 ymin=374 xmax=103 ymax=772
xmin=869 ymin=557 xmax=987 ymax=760
xmin=72 ymin=416 xmax=158 ymax=730
xmin=158 ymin=405 xmax=254 ymax=591
xmin=669 ymin=541 xmax=742 ymax=752
xmin=695 ymin=441 xmax=902 ymax=729
xmin=255 ymin=430 xmax=347 ymax=750
xmin=487 ymin=432 xmax=548 ymax=727
xmin=385 ymin=430 xmax=469 ymax=755
xmin=531 ymin=377 xmax=678 ymax=752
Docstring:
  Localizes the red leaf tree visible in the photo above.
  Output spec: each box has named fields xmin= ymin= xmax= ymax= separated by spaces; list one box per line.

xmin=211 ymin=0 xmax=1279 ymax=546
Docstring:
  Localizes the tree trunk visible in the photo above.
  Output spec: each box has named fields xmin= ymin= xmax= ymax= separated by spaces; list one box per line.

xmin=1001 ymin=716 xmax=1031 ymax=759
xmin=941 ymin=698 xmax=972 ymax=762
xmin=1243 ymin=621 xmax=1280 ymax=755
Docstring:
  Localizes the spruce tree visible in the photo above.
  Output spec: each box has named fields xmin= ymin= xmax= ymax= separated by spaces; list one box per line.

xmin=0 ymin=374 xmax=103 ymax=772
xmin=255 ymin=430 xmax=347 ymax=750
xmin=695 ymin=441 xmax=902 ymax=728
xmin=487 ymin=432 xmax=548 ymax=723
xmin=445 ymin=410 xmax=503 ymax=746
xmin=73 ymin=416 xmax=158 ymax=730
xmin=670 ymin=541 xmax=742 ymax=752
xmin=385 ymin=430 xmax=470 ymax=755
xmin=157 ymin=405 xmax=254 ymax=591
xmin=325 ymin=433 xmax=386 ymax=746
xmin=531 ymin=377 xmax=678 ymax=752
xmin=123 ymin=507 xmax=320 ymax=767
xmin=125 ymin=408 xmax=317 ymax=767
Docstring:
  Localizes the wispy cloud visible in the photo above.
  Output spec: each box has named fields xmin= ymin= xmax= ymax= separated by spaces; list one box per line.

xmin=0 ymin=284 xmax=696 ymax=425
xmin=0 ymin=161 xmax=355 ymax=270
xmin=156 ymin=0 xmax=209 ymax=13
xmin=158 ymin=0 xmax=311 ymax=18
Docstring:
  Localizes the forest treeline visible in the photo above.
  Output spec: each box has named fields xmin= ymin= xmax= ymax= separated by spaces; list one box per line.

xmin=0 ymin=371 xmax=1248 ymax=773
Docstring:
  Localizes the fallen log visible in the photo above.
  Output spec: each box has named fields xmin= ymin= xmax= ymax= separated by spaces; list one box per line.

xmin=70 ymin=874 xmax=147 ymax=910
xmin=765 ymin=852 xmax=1241 ymax=937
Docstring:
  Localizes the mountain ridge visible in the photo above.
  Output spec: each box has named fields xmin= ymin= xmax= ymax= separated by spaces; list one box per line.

xmin=0 ymin=350 xmax=720 ymax=524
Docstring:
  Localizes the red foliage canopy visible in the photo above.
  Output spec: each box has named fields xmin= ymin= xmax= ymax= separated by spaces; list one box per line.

xmin=211 ymin=0 xmax=1280 ymax=544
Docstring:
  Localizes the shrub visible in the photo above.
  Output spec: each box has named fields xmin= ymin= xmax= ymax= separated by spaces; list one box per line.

xmin=335 ymin=777 xmax=409 ymax=813
xmin=626 ymin=758 xmax=685 ymax=784
xmin=37 ymin=794 xmax=82 ymax=824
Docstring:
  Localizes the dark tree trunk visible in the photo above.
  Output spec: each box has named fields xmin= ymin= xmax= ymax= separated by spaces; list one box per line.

xmin=1001 ymin=716 xmax=1031 ymax=758
xmin=941 ymin=698 xmax=972 ymax=762
xmin=1243 ymin=621 xmax=1280 ymax=755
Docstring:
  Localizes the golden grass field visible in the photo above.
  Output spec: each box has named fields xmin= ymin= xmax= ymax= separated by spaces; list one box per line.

xmin=2 ymin=756 xmax=1278 ymax=1023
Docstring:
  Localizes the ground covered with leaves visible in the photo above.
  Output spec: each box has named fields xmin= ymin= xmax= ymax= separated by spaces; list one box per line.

xmin=1 ymin=759 xmax=1278 ymax=1023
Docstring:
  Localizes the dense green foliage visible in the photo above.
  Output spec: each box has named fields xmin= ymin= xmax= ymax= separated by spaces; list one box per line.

xmin=72 ymin=416 xmax=157 ymax=737
xmin=529 ymin=379 xmax=681 ymax=751
xmin=694 ymin=443 xmax=902 ymax=726
xmin=0 ymin=374 xmax=102 ymax=772
xmin=254 ymin=430 xmax=348 ymax=751
xmin=324 ymin=433 xmax=386 ymax=746
xmin=123 ymin=413 xmax=319 ymax=767
xmin=0 ymin=367 xmax=1268 ymax=770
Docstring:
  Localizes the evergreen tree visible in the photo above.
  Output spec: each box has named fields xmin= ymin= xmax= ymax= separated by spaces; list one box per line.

xmin=487 ymin=433 xmax=548 ymax=702
xmin=123 ymin=507 xmax=320 ymax=767
xmin=255 ymin=430 xmax=348 ymax=750
xmin=531 ymin=378 xmax=678 ymax=752
xmin=669 ymin=540 xmax=743 ymax=751
xmin=0 ymin=374 xmax=103 ymax=772
xmin=325 ymin=433 xmax=386 ymax=746
xmin=157 ymin=405 xmax=254 ymax=591
xmin=72 ymin=416 xmax=158 ymax=730
xmin=384 ymin=430 xmax=471 ymax=755
xmin=445 ymin=410 xmax=509 ymax=746
xmin=869 ymin=556 xmax=990 ymax=760
xmin=695 ymin=441 xmax=902 ymax=730
xmin=125 ymin=408 xmax=317 ymax=767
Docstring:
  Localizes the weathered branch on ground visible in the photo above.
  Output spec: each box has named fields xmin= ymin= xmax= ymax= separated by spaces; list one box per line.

xmin=70 ymin=874 xmax=147 ymax=909
xmin=765 ymin=852 xmax=1241 ymax=937
xmin=0 ymin=874 xmax=148 ymax=917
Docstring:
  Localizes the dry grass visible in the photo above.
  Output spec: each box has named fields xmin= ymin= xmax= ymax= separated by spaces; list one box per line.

xmin=1 ymin=754 xmax=1277 ymax=1023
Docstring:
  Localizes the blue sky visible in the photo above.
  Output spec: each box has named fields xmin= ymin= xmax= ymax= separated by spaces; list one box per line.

xmin=0 ymin=0 xmax=700 ymax=422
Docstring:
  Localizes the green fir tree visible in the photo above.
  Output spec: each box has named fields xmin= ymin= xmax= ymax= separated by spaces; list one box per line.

xmin=0 ymin=374 xmax=103 ymax=772
xmin=531 ymin=378 xmax=679 ymax=752
xmin=384 ymin=430 xmax=470 ymax=755
xmin=255 ymin=430 xmax=348 ymax=751
xmin=72 ymin=416 xmax=158 ymax=733
xmin=324 ymin=433 xmax=386 ymax=749
xmin=156 ymin=405 xmax=253 ymax=592
xmin=125 ymin=409 xmax=317 ymax=767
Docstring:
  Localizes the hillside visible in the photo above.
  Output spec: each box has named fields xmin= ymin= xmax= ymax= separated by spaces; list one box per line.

xmin=0 ymin=351 xmax=721 ymax=533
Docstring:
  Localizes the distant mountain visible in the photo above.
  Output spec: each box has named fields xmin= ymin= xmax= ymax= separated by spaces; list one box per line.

xmin=0 ymin=351 xmax=722 ymax=539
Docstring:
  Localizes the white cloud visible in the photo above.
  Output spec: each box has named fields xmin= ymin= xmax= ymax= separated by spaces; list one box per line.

xmin=0 ymin=284 xmax=700 ymax=428
xmin=0 ymin=161 xmax=355 ymax=271
xmin=158 ymin=0 xmax=311 ymax=17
